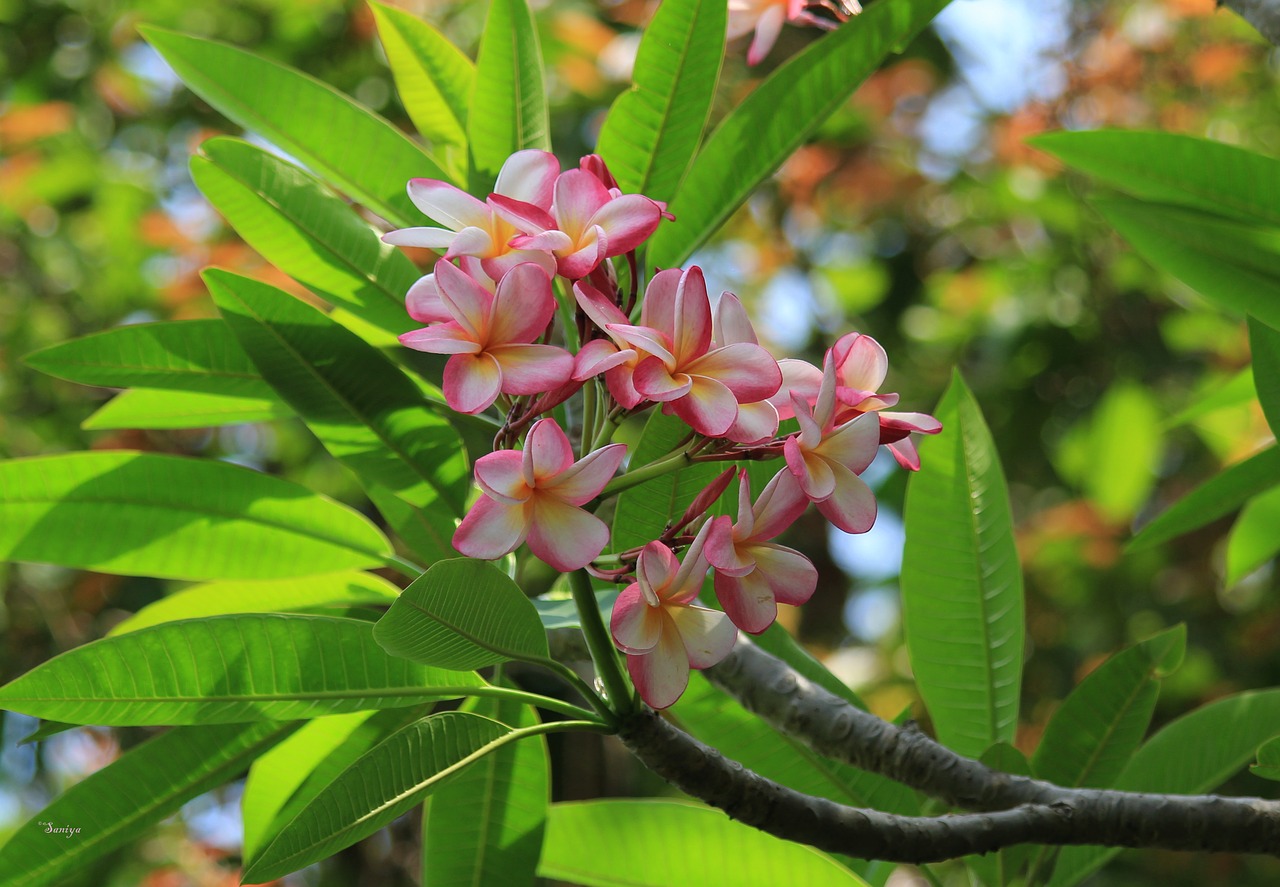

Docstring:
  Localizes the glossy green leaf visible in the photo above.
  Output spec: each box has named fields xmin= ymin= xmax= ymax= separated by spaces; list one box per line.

xmin=1249 ymin=316 xmax=1280 ymax=435
xmin=375 ymin=558 xmax=550 ymax=669
xmin=538 ymin=800 xmax=868 ymax=886
xmin=109 ymin=571 xmax=400 ymax=636
xmin=244 ymin=711 xmax=515 ymax=882
xmin=596 ymin=0 xmax=724 ymax=203
xmin=82 ymin=388 xmax=291 ymax=430
xmin=0 ymin=451 xmax=392 ymax=580
xmin=1250 ymin=736 xmax=1280 ymax=781
xmin=371 ymin=1 xmax=472 ymax=176
xmin=1032 ymin=625 xmax=1185 ymax=790
xmin=1226 ymin=485 xmax=1280 ymax=585
xmin=192 ymin=137 xmax=420 ymax=342
xmin=206 ymin=269 xmax=469 ymax=550
xmin=967 ymin=743 xmax=1034 ymax=887
xmin=1048 ymin=688 xmax=1280 ymax=887
xmin=242 ymin=708 xmax=422 ymax=858
xmin=0 ymin=614 xmax=482 ymax=725
xmin=1128 ymin=446 xmax=1280 ymax=551
xmin=532 ymin=590 xmax=617 ymax=630
xmin=647 ymin=0 xmax=952 ymax=268
xmin=24 ymin=320 xmax=273 ymax=398
xmin=1094 ymin=199 xmax=1280 ymax=332
xmin=423 ymin=690 xmax=548 ymax=887
xmin=141 ymin=27 xmax=451 ymax=225
xmin=467 ymin=0 xmax=549 ymax=191
xmin=1030 ymin=130 xmax=1280 ymax=227
xmin=901 ymin=372 xmax=1024 ymax=758
xmin=0 ymin=721 xmax=291 ymax=887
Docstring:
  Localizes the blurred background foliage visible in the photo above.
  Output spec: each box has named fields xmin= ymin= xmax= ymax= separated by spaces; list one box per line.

xmin=2 ymin=0 xmax=1279 ymax=884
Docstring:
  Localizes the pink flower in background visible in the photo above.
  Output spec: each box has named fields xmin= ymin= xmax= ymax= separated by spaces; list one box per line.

xmin=711 ymin=292 xmax=780 ymax=444
xmin=727 ymin=0 xmax=861 ymax=66
xmin=610 ymin=528 xmax=737 ymax=709
xmin=455 ymin=418 xmax=626 ymax=571
xmin=399 ymin=261 xmax=573 ymax=414
xmin=490 ymin=168 xmax=666 ymax=279
xmin=609 ymin=267 xmax=782 ymax=437
xmin=706 ymin=469 xmax=816 ymax=634
xmin=383 ymin=149 xmax=560 ymax=278
xmin=785 ymin=355 xmax=880 ymax=534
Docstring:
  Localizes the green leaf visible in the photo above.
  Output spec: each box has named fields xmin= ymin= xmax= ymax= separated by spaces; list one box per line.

xmin=1250 ymin=736 xmax=1280 ymax=781
xmin=24 ymin=320 xmax=273 ymax=398
xmin=1129 ymin=446 xmax=1280 ymax=551
xmin=371 ymin=1 xmax=473 ymax=177
xmin=108 ymin=571 xmax=401 ymax=636
xmin=206 ymin=269 xmax=469 ymax=557
xmin=467 ymin=0 xmax=549 ymax=191
xmin=245 ymin=711 xmax=515 ymax=882
xmin=966 ymin=743 xmax=1034 ymax=887
xmin=141 ymin=27 xmax=451 ymax=226
xmin=1032 ymin=625 xmax=1185 ymax=790
xmin=0 ymin=613 xmax=482 ymax=725
xmin=82 ymin=388 xmax=292 ymax=430
xmin=1048 ymin=688 xmax=1280 ymax=887
xmin=901 ymin=372 xmax=1024 ymax=758
xmin=532 ymin=590 xmax=617 ymax=629
xmin=375 ymin=558 xmax=550 ymax=669
xmin=538 ymin=799 xmax=868 ymax=886
xmin=0 ymin=721 xmax=291 ymax=887
xmin=1093 ymin=199 xmax=1280 ymax=332
xmin=1162 ymin=368 xmax=1255 ymax=429
xmin=423 ymin=690 xmax=549 ymax=887
xmin=1029 ymin=130 xmax=1280 ymax=228
xmin=0 ymin=451 xmax=392 ymax=580
xmin=243 ymin=708 xmax=421 ymax=858
xmin=647 ymin=0 xmax=952 ymax=268
xmin=1226 ymin=485 xmax=1280 ymax=585
xmin=596 ymin=0 xmax=725 ymax=203
xmin=1249 ymin=316 xmax=1280 ymax=436
xmin=191 ymin=137 xmax=421 ymax=343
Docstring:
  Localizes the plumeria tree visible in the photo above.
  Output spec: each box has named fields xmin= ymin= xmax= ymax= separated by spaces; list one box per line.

xmin=4 ymin=0 xmax=1280 ymax=885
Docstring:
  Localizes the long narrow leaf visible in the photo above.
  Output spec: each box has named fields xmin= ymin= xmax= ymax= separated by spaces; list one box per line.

xmin=82 ymin=388 xmax=291 ymax=430
xmin=0 ymin=614 xmax=483 ymax=725
xmin=596 ymin=0 xmax=725 ymax=203
xmin=141 ymin=27 xmax=452 ymax=224
xmin=1248 ymin=315 xmax=1280 ymax=435
xmin=900 ymin=372 xmax=1024 ymax=757
xmin=0 ymin=451 xmax=392 ymax=580
xmin=1226 ymin=486 xmax=1280 ymax=585
xmin=0 ymin=722 xmax=291 ymax=887
xmin=647 ymin=0 xmax=952 ymax=268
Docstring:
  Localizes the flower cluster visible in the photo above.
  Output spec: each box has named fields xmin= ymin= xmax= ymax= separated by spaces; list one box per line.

xmin=386 ymin=150 xmax=939 ymax=709
xmin=727 ymin=0 xmax=862 ymax=66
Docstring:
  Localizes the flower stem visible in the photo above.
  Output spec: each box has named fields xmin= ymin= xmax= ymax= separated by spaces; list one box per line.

xmin=569 ymin=568 xmax=635 ymax=716
xmin=597 ymin=447 xmax=692 ymax=499
xmin=589 ymin=407 xmax=622 ymax=452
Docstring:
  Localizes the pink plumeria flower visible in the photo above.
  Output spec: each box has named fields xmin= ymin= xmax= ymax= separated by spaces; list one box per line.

xmin=711 ymin=293 xmax=780 ymax=444
xmin=399 ymin=261 xmax=573 ymax=414
xmin=571 ymin=280 xmax=646 ymax=408
xmin=454 ymin=418 xmax=627 ymax=571
xmin=489 ymin=168 xmax=666 ymax=280
xmin=383 ymin=149 xmax=560 ymax=279
xmin=610 ymin=527 xmax=737 ymax=710
xmin=784 ymin=355 xmax=880 ymax=534
xmin=609 ymin=267 xmax=782 ymax=437
xmin=728 ymin=0 xmax=861 ymax=66
xmin=706 ymin=470 xmax=816 ymax=634
xmin=876 ymin=410 xmax=943 ymax=471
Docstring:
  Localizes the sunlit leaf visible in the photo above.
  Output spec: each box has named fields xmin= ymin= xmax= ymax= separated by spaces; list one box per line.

xmin=82 ymin=388 xmax=292 ymax=430
xmin=596 ymin=0 xmax=724 ymax=203
xmin=1161 ymin=369 xmax=1254 ymax=429
xmin=901 ymin=372 xmax=1024 ymax=757
xmin=0 ymin=451 xmax=392 ymax=580
xmin=1225 ymin=485 xmax=1280 ymax=585
xmin=1250 ymin=736 xmax=1280 ymax=782
xmin=0 ymin=614 xmax=483 ymax=725
xmin=1248 ymin=316 xmax=1280 ymax=436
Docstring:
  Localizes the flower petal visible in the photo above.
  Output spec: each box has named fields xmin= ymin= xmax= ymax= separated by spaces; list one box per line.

xmin=685 ymin=342 xmax=782 ymax=403
xmin=495 ymin=149 xmax=561 ymax=208
xmin=587 ymin=194 xmax=664 ymax=256
xmin=407 ymin=178 xmax=490 ymax=231
xmin=610 ymin=584 xmax=663 ymax=654
xmin=784 ymin=436 xmax=836 ymax=501
xmin=442 ymin=225 xmax=497 ymax=260
xmin=713 ymin=569 xmax=778 ymax=635
xmin=481 ymin=247 xmax=557 ymax=280
xmin=671 ymin=375 xmax=739 ymax=437
xmin=557 ymin=227 xmax=607 ymax=280
xmin=607 ymin=324 xmax=676 ymax=366
xmin=817 ymin=461 xmax=878 ymax=534
xmin=542 ymin=443 xmax=627 ymax=505
xmin=453 ymin=494 xmax=529 ymax=560
xmin=528 ymin=495 xmax=610 ymax=571
xmin=751 ymin=542 xmax=817 ymax=606
xmin=769 ymin=358 xmax=822 ymax=420
xmin=713 ymin=291 xmax=758 ymax=347
xmin=382 ymin=226 xmax=457 ymax=249
xmin=746 ymin=4 xmax=786 ymax=65
xmin=524 ymin=418 xmax=576 ymax=480
xmin=626 ymin=619 xmax=690 ymax=710
xmin=574 ymin=338 xmax=634 ymax=380
xmin=670 ymin=266 xmax=713 ymax=362
xmin=670 ymin=604 xmax=738 ymax=668
xmin=487 ymin=263 xmax=556 ymax=344
xmin=888 ymin=436 xmax=921 ymax=471
xmin=750 ymin=469 xmax=809 ymax=542
xmin=398 ymin=323 xmax=481 ymax=355
xmin=443 ymin=352 xmax=503 ymax=413
xmin=633 ymin=356 xmax=692 ymax=402
xmin=473 ymin=450 xmax=531 ymax=504
xmin=553 ymin=170 xmax=612 ymax=239
xmin=405 ymin=274 xmax=451 ymax=324
xmin=832 ymin=332 xmax=888 ymax=393
xmin=637 ymin=541 xmax=678 ymax=604
xmin=488 ymin=193 xmax=558 ymax=233
xmin=489 ymin=344 xmax=574 ymax=395
xmin=434 ymin=259 xmax=494 ymax=341
xmin=817 ymin=412 xmax=880 ymax=475
xmin=705 ymin=514 xmax=755 ymax=577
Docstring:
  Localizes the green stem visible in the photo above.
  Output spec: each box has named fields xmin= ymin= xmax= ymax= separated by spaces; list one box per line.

xmin=569 ymin=569 xmax=635 ymax=716
xmin=384 ymin=554 xmax=425 ymax=580
xmin=461 ymin=684 xmax=604 ymax=723
xmin=553 ymin=277 xmax=580 ymax=352
xmin=598 ymin=447 xmax=692 ymax=499
xmin=590 ymin=408 xmax=622 ymax=452
xmin=530 ymin=655 xmax=616 ymax=724
xmin=581 ymin=378 xmax=599 ymax=459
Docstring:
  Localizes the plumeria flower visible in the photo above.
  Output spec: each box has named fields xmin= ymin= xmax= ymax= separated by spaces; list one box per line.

xmin=785 ymin=355 xmax=880 ymax=534
xmin=489 ymin=168 xmax=666 ymax=280
xmin=711 ymin=293 xmax=780 ymax=444
xmin=399 ymin=261 xmax=573 ymax=414
xmin=609 ymin=267 xmax=782 ymax=437
xmin=706 ymin=470 xmax=816 ymax=634
xmin=728 ymin=0 xmax=861 ymax=66
xmin=610 ymin=527 xmax=737 ymax=709
xmin=383 ymin=149 xmax=560 ymax=279
xmin=454 ymin=418 xmax=627 ymax=571
xmin=571 ymin=280 xmax=645 ymax=408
